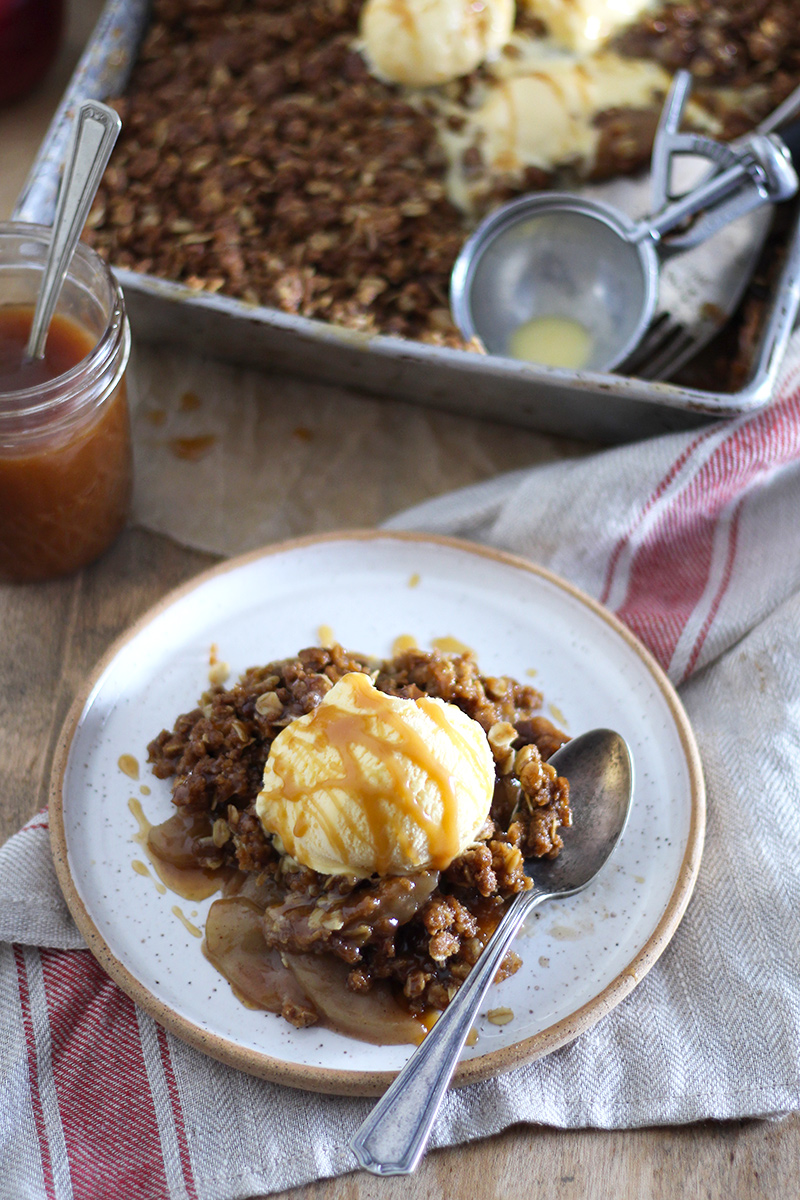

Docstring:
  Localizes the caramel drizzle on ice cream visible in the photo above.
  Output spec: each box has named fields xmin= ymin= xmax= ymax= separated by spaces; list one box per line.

xmin=276 ymin=678 xmax=457 ymax=871
xmin=258 ymin=672 xmax=493 ymax=876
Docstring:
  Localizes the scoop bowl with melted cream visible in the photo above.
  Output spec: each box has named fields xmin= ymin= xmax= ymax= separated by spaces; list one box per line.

xmin=507 ymin=314 xmax=593 ymax=369
xmin=255 ymin=672 xmax=495 ymax=877
xmin=450 ymin=191 xmax=657 ymax=371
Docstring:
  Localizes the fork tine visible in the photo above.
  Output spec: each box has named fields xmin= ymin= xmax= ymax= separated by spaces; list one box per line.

xmin=623 ymin=312 xmax=672 ymax=359
xmin=620 ymin=312 xmax=680 ymax=376
xmin=633 ymin=325 xmax=700 ymax=380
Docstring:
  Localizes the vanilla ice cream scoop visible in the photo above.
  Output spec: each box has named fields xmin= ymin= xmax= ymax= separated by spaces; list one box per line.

xmin=472 ymin=52 xmax=669 ymax=174
xmin=255 ymin=672 xmax=495 ymax=877
xmin=360 ymin=0 xmax=515 ymax=87
xmin=522 ymin=0 xmax=655 ymax=52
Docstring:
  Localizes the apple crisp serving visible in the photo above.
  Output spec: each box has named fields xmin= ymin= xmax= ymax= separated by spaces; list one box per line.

xmin=145 ymin=643 xmax=571 ymax=1043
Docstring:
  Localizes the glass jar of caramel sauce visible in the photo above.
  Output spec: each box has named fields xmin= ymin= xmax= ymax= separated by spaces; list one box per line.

xmin=0 ymin=223 xmax=132 ymax=583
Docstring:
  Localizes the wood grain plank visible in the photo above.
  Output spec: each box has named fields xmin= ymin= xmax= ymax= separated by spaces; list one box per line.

xmin=0 ymin=527 xmax=215 ymax=840
xmin=0 ymin=570 xmax=81 ymax=831
xmin=262 ymin=1114 xmax=800 ymax=1199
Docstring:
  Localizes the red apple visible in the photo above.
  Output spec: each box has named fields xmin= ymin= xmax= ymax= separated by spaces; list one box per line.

xmin=0 ymin=0 xmax=63 ymax=105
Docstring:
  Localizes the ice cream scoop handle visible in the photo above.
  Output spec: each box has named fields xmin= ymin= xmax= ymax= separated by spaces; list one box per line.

xmin=350 ymin=886 xmax=546 ymax=1176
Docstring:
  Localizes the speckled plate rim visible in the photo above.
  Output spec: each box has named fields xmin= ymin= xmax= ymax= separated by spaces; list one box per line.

xmin=49 ymin=529 xmax=705 ymax=1097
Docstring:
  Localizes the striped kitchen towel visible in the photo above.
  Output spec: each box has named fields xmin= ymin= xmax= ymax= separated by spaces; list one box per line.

xmin=3 ymin=342 xmax=800 ymax=1198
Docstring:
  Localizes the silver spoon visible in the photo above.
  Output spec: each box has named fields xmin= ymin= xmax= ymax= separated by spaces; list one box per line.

xmin=350 ymin=727 xmax=634 ymax=1177
xmin=26 ymin=100 xmax=121 ymax=361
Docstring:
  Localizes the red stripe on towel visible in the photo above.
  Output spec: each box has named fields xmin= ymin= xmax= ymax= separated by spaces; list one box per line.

xmin=22 ymin=809 xmax=49 ymax=832
xmin=682 ymin=498 xmax=744 ymax=680
xmin=13 ymin=946 xmax=57 ymax=1200
xmin=598 ymin=426 xmax=716 ymax=609
xmin=610 ymin=386 xmax=800 ymax=673
xmin=39 ymin=948 xmax=170 ymax=1200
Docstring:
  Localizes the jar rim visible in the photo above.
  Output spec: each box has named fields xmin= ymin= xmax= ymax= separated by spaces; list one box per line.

xmin=0 ymin=222 xmax=126 ymax=415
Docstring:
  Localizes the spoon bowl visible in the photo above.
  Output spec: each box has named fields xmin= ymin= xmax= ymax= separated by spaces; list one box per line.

xmin=524 ymin=727 xmax=634 ymax=894
xmin=351 ymin=728 xmax=634 ymax=1176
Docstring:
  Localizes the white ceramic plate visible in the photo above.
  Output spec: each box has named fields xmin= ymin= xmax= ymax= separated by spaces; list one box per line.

xmin=50 ymin=532 xmax=705 ymax=1095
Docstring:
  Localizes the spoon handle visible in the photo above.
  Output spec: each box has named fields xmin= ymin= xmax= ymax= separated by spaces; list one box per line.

xmin=27 ymin=101 xmax=121 ymax=361
xmin=350 ymin=885 xmax=547 ymax=1176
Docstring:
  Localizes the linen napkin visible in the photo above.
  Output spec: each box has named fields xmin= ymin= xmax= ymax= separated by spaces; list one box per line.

xmin=3 ymin=339 xmax=800 ymax=1200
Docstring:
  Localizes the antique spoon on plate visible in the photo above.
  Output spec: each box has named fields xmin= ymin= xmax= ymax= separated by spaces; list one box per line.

xmin=350 ymin=727 xmax=634 ymax=1177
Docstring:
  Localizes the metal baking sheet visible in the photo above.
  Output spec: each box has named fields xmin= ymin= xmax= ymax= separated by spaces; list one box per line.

xmin=13 ymin=0 xmax=800 ymax=442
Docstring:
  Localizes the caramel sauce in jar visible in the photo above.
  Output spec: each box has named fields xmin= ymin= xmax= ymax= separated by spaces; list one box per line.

xmin=0 ymin=306 xmax=91 ymax=390
xmin=0 ymin=225 xmax=132 ymax=583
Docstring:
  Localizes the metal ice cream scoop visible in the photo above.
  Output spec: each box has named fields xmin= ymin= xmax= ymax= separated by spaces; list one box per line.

xmin=450 ymin=73 xmax=800 ymax=375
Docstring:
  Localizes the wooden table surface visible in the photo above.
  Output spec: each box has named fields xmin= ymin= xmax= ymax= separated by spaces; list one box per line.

xmin=1 ymin=5 xmax=797 ymax=1196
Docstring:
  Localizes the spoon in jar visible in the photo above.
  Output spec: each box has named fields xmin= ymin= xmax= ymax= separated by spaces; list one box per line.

xmin=350 ymin=727 xmax=633 ymax=1176
xmin=26 ymin=100 xmax=121 ymax=361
